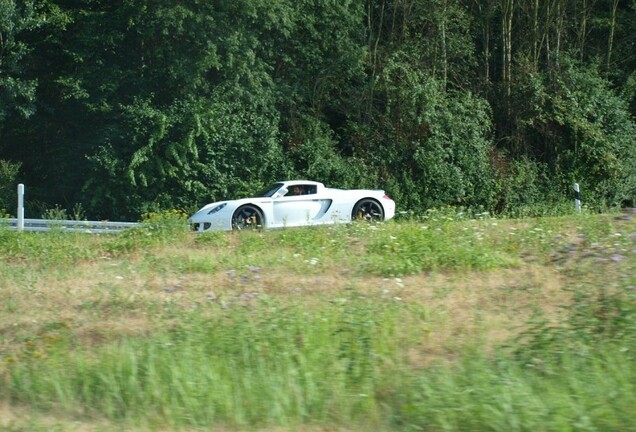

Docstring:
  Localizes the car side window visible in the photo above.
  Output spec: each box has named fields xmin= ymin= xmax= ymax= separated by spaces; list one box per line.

xmin=288 ymin=185 xmax=303 ymax=196
xmin=287 ymin=185 xmax=317 ymax=196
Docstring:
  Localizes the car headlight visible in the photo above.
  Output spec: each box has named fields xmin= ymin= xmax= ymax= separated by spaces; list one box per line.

xmin=207 ymin=203 xmax=227 ymax=215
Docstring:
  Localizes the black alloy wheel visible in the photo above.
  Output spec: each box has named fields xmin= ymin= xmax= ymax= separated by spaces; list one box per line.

xmin=351 ymin=199 xmax=384 ymax=221
xmin=232 ymin=205 xmax=264 ymax=230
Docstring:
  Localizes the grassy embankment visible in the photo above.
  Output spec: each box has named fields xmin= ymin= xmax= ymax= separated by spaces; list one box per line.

xmin=0 ymin=209 xmax=635 ymax=431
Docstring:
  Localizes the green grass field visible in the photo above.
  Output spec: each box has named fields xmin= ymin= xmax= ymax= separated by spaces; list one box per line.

xmin=1 ymin=210 xmax=635 ymax=431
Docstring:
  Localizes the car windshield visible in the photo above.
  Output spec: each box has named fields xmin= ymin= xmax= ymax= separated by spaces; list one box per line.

xmin=257 ymin=183 xmax=285 ymax=197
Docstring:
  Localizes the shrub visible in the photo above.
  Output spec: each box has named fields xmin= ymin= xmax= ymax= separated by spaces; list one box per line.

xmin=0 ymin=160 xmax=21 ymax=215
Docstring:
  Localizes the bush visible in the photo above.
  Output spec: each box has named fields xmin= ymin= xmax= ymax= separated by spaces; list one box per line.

xmin=510 ymin=57 xmax=636 ymax=209
xmin=493 ymin=155 xmax=575 ymax=217
xmin=361 ymin=61 xmax=497 ymax=213
xmin=0 ymin=160 xmax=21 ymax=215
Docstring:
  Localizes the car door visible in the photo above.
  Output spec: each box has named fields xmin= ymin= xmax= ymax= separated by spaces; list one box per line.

xmin=272 ymin=184 xmax=324 ymax=226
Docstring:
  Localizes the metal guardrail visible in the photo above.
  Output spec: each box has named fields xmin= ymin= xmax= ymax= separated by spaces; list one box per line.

xmin=1 ymin=218 xmax=142 ymax=234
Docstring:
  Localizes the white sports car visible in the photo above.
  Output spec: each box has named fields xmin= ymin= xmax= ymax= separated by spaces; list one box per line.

xmin=189 ymin=180 xmax=396 ymax=232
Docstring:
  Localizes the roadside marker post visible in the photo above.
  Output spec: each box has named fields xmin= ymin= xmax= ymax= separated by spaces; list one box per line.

xmin=574 ymin=183 xmax=581 ymax=212
xmin=17 ymin=183 xmax=25 ymax=231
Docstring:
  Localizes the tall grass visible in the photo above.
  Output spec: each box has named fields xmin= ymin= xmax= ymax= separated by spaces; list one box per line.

xmin=1 ymin=209 xmax=635 ymax=430
xmin=4 ymin=295 xmax=420 ymax=428
xmin=398 ymin=344 xmax=636 ymax=431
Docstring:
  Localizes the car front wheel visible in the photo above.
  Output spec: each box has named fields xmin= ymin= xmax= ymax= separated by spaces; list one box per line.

xmin=232 ymin=205 xmax=264 ymax=230
xmin=352 ymin=199 xmax=384 ymax=222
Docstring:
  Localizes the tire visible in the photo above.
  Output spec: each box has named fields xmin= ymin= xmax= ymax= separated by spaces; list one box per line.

xmin=351 ymin=199 xmax=384 ymax=222
xmin=232 ymin=205 xmax=264 ymax=230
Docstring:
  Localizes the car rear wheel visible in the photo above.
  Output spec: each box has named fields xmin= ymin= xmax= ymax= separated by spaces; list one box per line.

xmin=352 ymin=199 xmax=384 ymax=222
xmin=232 ymin=205 xmax=264 ymax=230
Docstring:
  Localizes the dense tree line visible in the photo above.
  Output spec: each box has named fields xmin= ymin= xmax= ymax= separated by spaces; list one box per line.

xmin=1 ymin=0 xmax=635 ymax=219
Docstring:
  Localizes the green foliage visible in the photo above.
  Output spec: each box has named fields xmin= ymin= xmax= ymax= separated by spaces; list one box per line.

xmin=0 ymin=209 xmax=190 ymax=264
xmin=0 ymin=230 xmax=96 ymax=265
xmin=0 ymin=159 xmax=20 ymax=214
xmin=493 ymin=156 xmax=575 ymax=218
xmin=397 ymin=346 xmax=636 ymax=431
xmin=266 ymin=0 xmax=366 ymax=111
xmin=109 ymin=209 xmax=190 ymax=251
xmin=3 ymin=295 xmax=415 ymax=427
xmin=193 ymin=230 xmax=230 ymax=248
xmin=85 ymin=94 xmax=286 ymax=219
xmin=285 ymin=115 xmax=361 ymax=187
xmin=514 ymin=220 xmax=636 ymax=363
xmin=510 ymin=57 xmax=636 ymax=208
xmin=376 ymin=0 xmax=478 ymax=89
xmin=1 ymin=0 xmax=635 ymax=219
xmin=1 ymin=213 xmax=635 ymax=430
xmin=362 ymin=215 xmax=519 ymax=275
xmin=368 ymin=63 xmax=496 ymax=211
xmin=41 ymin=204 xmax=68 ymax=221
xmin=0 ymin=0 xmax=38 ymax=122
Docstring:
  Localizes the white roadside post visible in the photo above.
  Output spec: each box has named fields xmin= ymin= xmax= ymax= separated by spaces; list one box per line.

xmin=574 ymin=183 xmax=581 ymax=212
xmin=17 ymin=183 xmax=25 ymax=231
